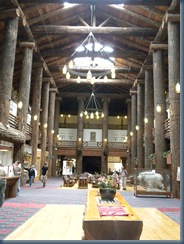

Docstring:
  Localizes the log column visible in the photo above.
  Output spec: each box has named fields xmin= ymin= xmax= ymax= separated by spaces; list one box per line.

xmin=167 ymin=14 xmax=180 ymax=198
xmin=0 ymin=17 xmax=19 ymax=125
xmin=136 ymin=79 xmax=145 ymax=168
xmin=76 ymin=96 xmax=84 ymax=174
xmin=47 ymin=88 xmax=57 ymax=177
xmin=101 ymin=98 xmax=110 ymax=174
xmin=126 ymin=99 xmax=131 ymax=174
xmin=53 ymin=96 xmax=61 ymax=176
xmin=17 ymin=42 xmax=35 ymax=164
xmin=130 ymin=90 xmax=137 ymax=173
xmin=30 ymin=62 xmax=44 ymax=172
xmin=144 ymin=66 xmax=154 ymax=168
xmin=40 ymin=79 xmax=50 ymax=168
xmin=150 ymin=44 xmax=168 ymax=169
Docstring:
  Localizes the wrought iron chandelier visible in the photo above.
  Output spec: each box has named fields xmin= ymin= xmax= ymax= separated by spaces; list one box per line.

xmin=80 ymin=88 xmax=104 ymax=119
xmin=62 ymin=32 xmax=116 ymax=84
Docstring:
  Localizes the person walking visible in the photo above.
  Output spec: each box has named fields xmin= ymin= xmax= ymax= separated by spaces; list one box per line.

xmin=13 ymin=161 xmax=22 ymax=196
xmin=41 ymin=163 xmax=48 ymax=188
xmin=0 ymin=164 xmax=7 ymax=208
xmin=119 ymin=166 xmax=128 ymax=190
xmin=24 ymin=165 xmax=36 ymax=187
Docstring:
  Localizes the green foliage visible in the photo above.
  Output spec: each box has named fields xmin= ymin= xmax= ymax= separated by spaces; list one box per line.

xmin=162 ymin=150 xmax=171 ymax=158
xmin=148 ymin=153 xmax=155 ymax=160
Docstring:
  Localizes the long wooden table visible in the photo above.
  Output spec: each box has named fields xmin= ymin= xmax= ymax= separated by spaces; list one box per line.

xmin=83 ymin=189 xmax=143 ymax=240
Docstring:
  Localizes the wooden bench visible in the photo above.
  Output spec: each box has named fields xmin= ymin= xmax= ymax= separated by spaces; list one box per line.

xmin=63 ymin=175 xmax=75 ymax=187
xmin=83 ymin=189 xmax=143 ymax=240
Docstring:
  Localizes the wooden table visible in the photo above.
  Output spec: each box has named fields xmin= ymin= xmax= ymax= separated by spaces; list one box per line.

xmin=83 ymin=189 xmax=143 ymax=240
xmin=5 ymin=176 xmax=20 ymax=199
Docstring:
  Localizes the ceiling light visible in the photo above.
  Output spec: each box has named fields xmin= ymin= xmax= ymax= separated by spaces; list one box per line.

xmin=81 ymin=88 xmax=104 ymax=119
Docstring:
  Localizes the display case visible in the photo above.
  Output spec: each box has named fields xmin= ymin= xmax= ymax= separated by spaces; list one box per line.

xmin=134 ymin=168 xmax=171 ymax=197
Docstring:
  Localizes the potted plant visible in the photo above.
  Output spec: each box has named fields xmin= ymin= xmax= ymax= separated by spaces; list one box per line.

xmin=163 ymin=150 xmax=172 ymax=164
xmin=148 ymin=153 xmax=156 ymax=165
xmin=98 ymin=175 xmax=118 ymax=201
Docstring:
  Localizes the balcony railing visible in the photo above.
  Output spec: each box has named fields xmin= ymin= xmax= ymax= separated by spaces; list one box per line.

xmin=57 ymin=140 xmax=128 ymax=149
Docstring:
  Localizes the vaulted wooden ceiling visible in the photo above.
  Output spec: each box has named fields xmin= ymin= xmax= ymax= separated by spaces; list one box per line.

xmin=0 ymin=0 xmax=180 ymax=116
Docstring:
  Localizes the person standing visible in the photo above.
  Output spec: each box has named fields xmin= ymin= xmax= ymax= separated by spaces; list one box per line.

xmin=119 ymin=167 xmax=128 ymax=190
xmin=0 ymin=164 xmax=7 ymax=208
xmin=41 ymin=163 xmax=48 ymax=188
xmin=24 ymin=165 xmax=36 ymax=187
xmin=13 ymin=161 xmax=22 ymax=196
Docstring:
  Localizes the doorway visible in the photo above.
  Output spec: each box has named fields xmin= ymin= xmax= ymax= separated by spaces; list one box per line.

xmin=82 ymin=156 xmax=101 ymax=174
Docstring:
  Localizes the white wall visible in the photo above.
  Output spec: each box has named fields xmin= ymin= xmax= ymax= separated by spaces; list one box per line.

xmin=58 ymin=128 xmax=127 ymax=143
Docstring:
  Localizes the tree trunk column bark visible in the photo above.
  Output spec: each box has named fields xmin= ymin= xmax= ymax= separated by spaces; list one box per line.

xmin=76 ymin=96 xmax=84 ymax=174
xmin=17 ymin=42 xmax=35 ymax=164
xmin=101 ymin=98 xmax=110 ymax=174
xmin=30 ymin=63 xmax=44 ymax=172
xmin=126 ymin=99 xmax=131 ymax=174
xmin=151 ymin=46 xmax=167 ymax=169
xmin=47 ymin=89 xmax=56 ymax=177
xmin=167 ymin=18 xmax=180 ymax=199
xmin=130 ymin=91 xmax=137 ymax=173
xmin=144 ymin=67 xmax=154 ymax=168
xmin=53 ymin=96 xmax=61 ymax=176
xmin=137 ymin=80 xmax=145 ymax=168
xmin=0 ymin=17 xmax=19 ymax=125
xmin=40 ymin=80 xmax=50 ymax=169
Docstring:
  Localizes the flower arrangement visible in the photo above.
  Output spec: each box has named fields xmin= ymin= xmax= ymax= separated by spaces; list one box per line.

xmin=98 ymin=176 xmax=118 ymax=189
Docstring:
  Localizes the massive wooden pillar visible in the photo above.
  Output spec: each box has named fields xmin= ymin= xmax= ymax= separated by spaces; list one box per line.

xmin=76 ymin=96 xmax=84 ymax=174
xmin=101 ymin=98 xmax=110 ymax=174
xmin=0 ymin=17 xmax=19 ymax=125
xmin=30 ymin=62 xmax=44 ymax=172
xmin=126 ymin=99 xmax=131 ymax=174
xmin=144 ymin=66 xmax=154 ymax=168
xmin=167 ymin=15 xmax=180 ymax=198
xmin=17 ymin=42 xmax=35 ymax=164
xmin=150 ymin=45 xmax=167 ymax=169
xmin=47 ymin=89 xmax=57 ymax=177
xmin=52 ymin=96 xmax=61 ymax=176
xmin=136 ymin=80 xmax=145 ymax=168
xmin=40 ymin=80 xmax=50 ymax=168
xmin=130 ymin=91 xmax=137 ymax=173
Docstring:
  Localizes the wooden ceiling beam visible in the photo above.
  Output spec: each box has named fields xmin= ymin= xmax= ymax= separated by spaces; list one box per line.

xmin=42 ymin=48 xmax=146 ymax=59
xmin=17 ymin=0 xmax=172 ymax=6
xmin=59 ymin=92 xmax=129 ymax=99
xmin=55 ymin=78 xmax=134 ymax=85
xmin=31 ymin=26 xmax=157 ymax=36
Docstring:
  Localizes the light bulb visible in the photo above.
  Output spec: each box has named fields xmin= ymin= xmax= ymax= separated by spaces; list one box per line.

xmin=156 ymin=105 xmax=161 ymax=113
xmin=77 ymin=76 xmax=81 ymax=83
xmin=69 ymin=60 xmax=73 ymax=69
xmin=66 ymin=71 xmax=70 ymax=79
xmin=62 ymin=65 xmax=67 ymax=74
xmin=175 ymin=82 xmax=180 ymax=93
xmin=17 ymin=101 xmax=23 ymax=109
xmin=33 ymin=115 xmax=38 ymax=121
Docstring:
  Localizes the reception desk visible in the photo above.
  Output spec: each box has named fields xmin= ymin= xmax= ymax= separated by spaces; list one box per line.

xmin=5 ymin=176 xmax=20 ymax=199
xmin=83 ymin=189 xmax=143 ymax=240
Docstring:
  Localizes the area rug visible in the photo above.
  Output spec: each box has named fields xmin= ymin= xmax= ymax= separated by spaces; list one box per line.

xmin=0 ymin=176 xmax=180 ymax=240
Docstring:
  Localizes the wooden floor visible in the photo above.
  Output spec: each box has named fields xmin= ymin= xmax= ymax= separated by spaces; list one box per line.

xmin=4 ymin=204 xmax=180 ymax=240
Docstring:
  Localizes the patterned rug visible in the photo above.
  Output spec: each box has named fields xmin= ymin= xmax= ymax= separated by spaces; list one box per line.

xmin=0 ymin=176 xmax=180 ymax=240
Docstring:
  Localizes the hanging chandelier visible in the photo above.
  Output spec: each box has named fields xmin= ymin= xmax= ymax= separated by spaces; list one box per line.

xmin=62 ymin=32 xmax=116 ymax=83
xmin=80 ymin=89 xmax=104 ymax=119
